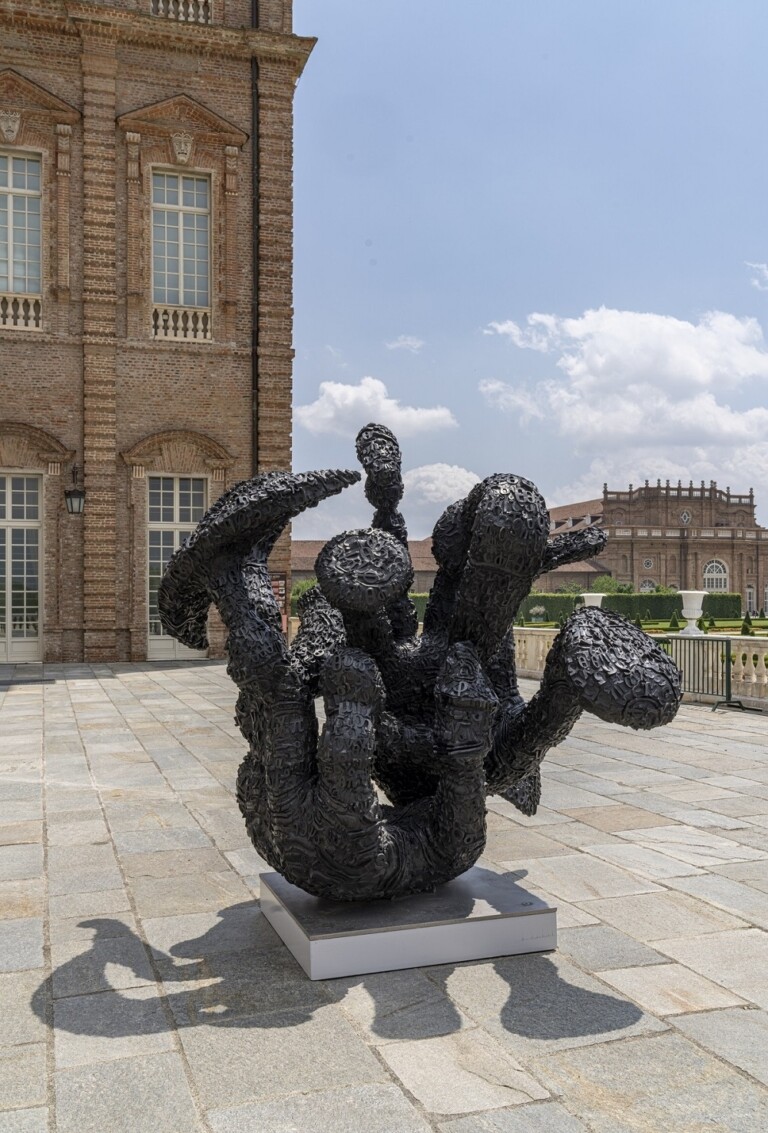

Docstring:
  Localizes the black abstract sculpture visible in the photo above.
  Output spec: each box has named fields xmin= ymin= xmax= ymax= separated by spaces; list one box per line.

xmin=159 ymin=423 xmax=681 ymax=901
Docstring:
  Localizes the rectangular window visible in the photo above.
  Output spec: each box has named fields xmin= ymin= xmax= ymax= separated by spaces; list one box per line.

xmin=0 ymin=474 xmax=42 ymax=661
xmin=0 ymin=154 xmax=42 ymax=296
xmin=147 ymin=475 xmax=207 ymax=655
xmin=151 ymin=170 xmax=211 ymax=340
xmin=152 ymin=172 xmax=210 ymax=308
xmin=0 ymin=152 xmax=43 ymax=330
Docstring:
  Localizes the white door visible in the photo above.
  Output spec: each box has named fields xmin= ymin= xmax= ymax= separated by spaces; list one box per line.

xmin=0 ymin=474 xmax=42 ymax=663
xmin=147 ymin=475 xmax=208 ymax=660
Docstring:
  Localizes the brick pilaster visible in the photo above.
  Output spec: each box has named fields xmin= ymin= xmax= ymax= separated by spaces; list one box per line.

xmin=79 ymin=30 xmax=118 ymax=660
xmin=257 ymin=57 xmax=298 ymax=583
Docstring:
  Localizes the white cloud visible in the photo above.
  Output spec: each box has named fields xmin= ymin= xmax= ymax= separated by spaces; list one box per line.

xmin=484 ymin=314 xmax=559 ymax=352
xmin=483 ymin=305 xmax=768 ymax=520
xmin=296 ymin=377 xmax=457 ymax=438
xmin=487 ymin=307 xmax=768 ymax=393
xmin=403 ymin=463 xmax=481 ymax=506
xmin=478 ymin=380 xmax=545 ymax=423
xmin=746 ymin=262 xmax=768 ymax=291
xmin=482 ymin=306 xmax=768 ymax=447
xmin=386 ymin=335 xmax=425 ymax=353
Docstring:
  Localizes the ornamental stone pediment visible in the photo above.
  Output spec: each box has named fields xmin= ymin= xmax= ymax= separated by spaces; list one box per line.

xmin=118 ymin=95 xmax=247 ymax=150
xmin=121 ymin=430 xmax=235 ymax=476
xmin=0 ymin=70 xmax=80 ymax=124
xmin=0 ymin=422 xmax=74 ymax=471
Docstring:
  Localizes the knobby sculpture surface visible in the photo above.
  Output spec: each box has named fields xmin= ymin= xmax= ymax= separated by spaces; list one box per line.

xmin=159 ymin=424 xmax=681 ymax=901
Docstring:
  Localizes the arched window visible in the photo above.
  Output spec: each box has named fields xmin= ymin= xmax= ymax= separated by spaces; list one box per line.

xmin=703 ymin=559 xmax=728 ymax=592
xmin=639 ymin=579 xmax=656 ymax=593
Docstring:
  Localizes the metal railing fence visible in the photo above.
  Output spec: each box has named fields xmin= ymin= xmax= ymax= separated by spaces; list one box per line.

xmin=659 ymin=636 xmax=734 ymax=708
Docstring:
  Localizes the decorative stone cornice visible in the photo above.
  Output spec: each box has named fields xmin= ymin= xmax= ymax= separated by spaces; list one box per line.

xmin=0 ymin=3 xmax=316 ymax=76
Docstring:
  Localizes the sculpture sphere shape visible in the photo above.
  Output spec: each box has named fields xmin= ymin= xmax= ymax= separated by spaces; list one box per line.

xmin=159 ymin=424 xmax=682 ymax=900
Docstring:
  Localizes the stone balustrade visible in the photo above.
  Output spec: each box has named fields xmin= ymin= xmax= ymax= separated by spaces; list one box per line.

xmin=728 ymin=637 xmax=768 ymax=702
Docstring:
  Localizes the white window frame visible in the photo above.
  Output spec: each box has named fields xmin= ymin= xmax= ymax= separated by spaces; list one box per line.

xmin=703 ymin=559 xmax=728 ymax=592
xmin=0 ymin=150 xmax=43 ymax=332
xmin=639 ymin=579 xmax=656 ymax=593
xmin=0 ymin=471 xmax=44 ymax=663
xmin=150 ymin=168 xmax=212 ymax=341
xmin=147 ymin=474 xmax=208 ymax=659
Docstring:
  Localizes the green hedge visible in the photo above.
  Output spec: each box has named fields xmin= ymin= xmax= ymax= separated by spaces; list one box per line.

xmin=409 ymin=594 xmax=429 ymax=623
xmin=701 ymin=593 xmax=742 ymax=619
xmin=602 ymin=594 xmax=681 ymax=620
xmin=602 ymin=593 xmax=741 ymax=620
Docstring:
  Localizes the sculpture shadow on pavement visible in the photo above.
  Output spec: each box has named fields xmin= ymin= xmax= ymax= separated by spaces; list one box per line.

xmin=34 ymin=870 xmax=643 ymax=1043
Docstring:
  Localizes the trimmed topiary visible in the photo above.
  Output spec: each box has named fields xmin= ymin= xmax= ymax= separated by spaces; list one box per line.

xmin=669 ymin=611 xmax=680 ymax=630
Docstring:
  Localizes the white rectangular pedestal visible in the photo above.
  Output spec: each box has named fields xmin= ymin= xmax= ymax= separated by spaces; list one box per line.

xmin=259 ymin=868 xmax=557 ymax=980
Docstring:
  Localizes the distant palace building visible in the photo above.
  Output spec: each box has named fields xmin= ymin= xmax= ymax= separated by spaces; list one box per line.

xmin=541 ymin=479 xmax=766 ymax=611
xmin=293 ymin=479 xmax=767 ymax=612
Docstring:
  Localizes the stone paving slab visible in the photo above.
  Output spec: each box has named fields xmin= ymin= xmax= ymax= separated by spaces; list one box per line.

xmin=530 ymin=1031 xmax=768 ymax=1132
xmin=2 ymin=663 xmax=768 ymax=1129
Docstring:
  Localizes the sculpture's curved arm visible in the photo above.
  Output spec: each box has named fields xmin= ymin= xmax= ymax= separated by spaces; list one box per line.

xmin=485 ymin=607 xmax=682 ymax=800
xmin=537 ymin=526 xmax=607 ymax=576
xmin=158 ymin=467 xmax=359 ymax=664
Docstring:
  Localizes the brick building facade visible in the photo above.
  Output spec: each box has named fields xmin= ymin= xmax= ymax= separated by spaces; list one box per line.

xmin=0 ymin=1 xmax=313 ymax=662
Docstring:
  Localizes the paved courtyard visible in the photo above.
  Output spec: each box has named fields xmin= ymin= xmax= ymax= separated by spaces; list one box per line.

xmin=3 ymin=662 xmax=768 ymax=1131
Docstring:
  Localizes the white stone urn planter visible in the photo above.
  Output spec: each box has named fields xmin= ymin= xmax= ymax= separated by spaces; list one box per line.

xmin=679 ymin=590 xmax=707 ymax=635
xmin=581 ymin=593 xmax=606 ymax=608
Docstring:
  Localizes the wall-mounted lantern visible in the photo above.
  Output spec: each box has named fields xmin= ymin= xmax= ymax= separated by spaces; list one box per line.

xmin=64 ymin=463 xmax=86 ymax=516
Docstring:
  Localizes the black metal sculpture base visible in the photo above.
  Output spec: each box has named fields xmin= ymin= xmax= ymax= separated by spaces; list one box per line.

xmin=159 ymin=424 xmax=681 ymax=901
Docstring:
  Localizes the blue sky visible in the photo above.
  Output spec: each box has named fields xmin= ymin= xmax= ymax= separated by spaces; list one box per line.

xmin=291 ymin=0 xmax=768 ymax=538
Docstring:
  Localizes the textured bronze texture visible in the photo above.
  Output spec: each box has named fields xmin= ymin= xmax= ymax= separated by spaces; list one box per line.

xmin=159 ymin=424 xmax=682 ymax=900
